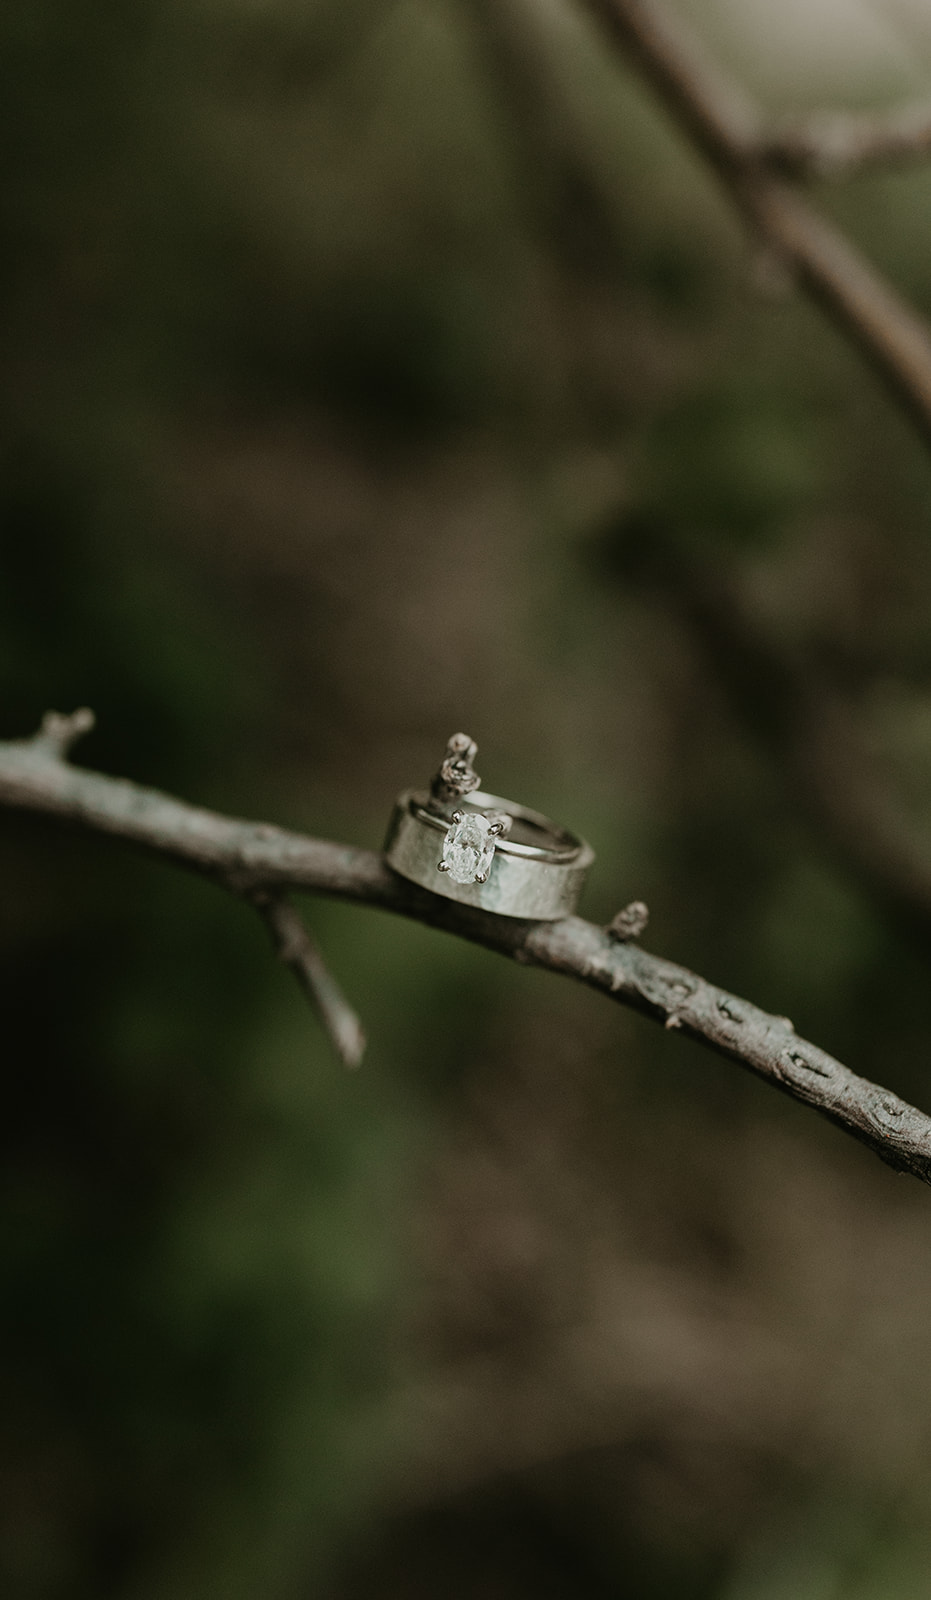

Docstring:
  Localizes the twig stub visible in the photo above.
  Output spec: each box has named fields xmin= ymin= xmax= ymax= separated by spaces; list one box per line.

xmin=36 ymin=708 xmax=96 ymax=758
xmin=607 ymin=901 xmax=650 ymax=941
xmin=430 ymin=733 xmax=482 ymax=807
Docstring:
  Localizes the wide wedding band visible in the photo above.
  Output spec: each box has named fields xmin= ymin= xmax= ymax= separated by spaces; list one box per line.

xmin=383 ymin=735 xmax=593 ymax=920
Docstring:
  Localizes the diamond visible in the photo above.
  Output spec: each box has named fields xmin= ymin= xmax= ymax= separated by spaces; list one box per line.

xmin=441 ymin=812 xmax=495 ymax=885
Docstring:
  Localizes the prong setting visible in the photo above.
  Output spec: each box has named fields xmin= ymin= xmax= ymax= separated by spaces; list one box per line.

xmin=439 ymin=810 xmax=496 ymax=885
xmin=487 ymin=810 xmax=512 ymax=840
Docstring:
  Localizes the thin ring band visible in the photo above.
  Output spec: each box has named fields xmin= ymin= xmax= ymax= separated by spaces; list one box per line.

xmin=410 ymin=791 xmax=581 ymax=863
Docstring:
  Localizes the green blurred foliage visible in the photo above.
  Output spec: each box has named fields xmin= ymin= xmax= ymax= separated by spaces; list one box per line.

xmin=638 ymin=381 xmax=818 ymax=547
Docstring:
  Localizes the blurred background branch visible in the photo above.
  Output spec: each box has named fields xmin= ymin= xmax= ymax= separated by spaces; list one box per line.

xmin=576 ymin=0 xmax=931 ymax=444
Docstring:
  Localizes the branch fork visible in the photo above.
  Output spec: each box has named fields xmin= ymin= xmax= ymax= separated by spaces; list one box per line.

xmin=574 ymin=0 xmax=931 ymax=448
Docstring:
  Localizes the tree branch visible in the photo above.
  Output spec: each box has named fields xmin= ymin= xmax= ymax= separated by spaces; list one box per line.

xmin=575 ymin=0 xmax=931 ymax=450
xmin=2 ymin=713 xmax=931 ymax=1186
xmin=765 ymin=102 xmax=931 ymax=180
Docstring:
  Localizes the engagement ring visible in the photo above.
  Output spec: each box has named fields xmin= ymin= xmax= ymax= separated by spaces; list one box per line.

xmin=383 ymin=734 xmax=594 ymax=919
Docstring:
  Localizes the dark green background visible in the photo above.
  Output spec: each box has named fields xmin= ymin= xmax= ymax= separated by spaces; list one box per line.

xmin=5 ymin=2 xmax=931 ymax=1596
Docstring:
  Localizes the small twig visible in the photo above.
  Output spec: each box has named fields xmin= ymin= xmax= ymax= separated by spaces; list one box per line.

xmin=765 ymin=103 xmax=931 ymax=180
xmin=575 ymin=0 xmax=931 ymax=450
xmin=250 ymin=890 xmax=366 ymax=1069
xmin=606 ymin=900 xmax=650 ymax=941
xmin=33 ymin=707 xmax=96 ymax=759
xmin=2 ymin=713 xmax=931 ymax=1186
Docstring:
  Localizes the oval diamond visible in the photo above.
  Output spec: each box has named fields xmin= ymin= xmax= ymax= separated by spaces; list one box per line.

xmin=441 ymin=812 xmax=495 ymax=885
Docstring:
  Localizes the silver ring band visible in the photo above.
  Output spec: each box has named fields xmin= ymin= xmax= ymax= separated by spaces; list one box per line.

xmin=384 ymin=787 xmax=594 ymax=919
xmin=408 ymin=796 xmax=581 ymax=863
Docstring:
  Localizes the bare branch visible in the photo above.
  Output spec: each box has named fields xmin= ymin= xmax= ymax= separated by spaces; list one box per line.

xmin=250 ymin=890 xmax=366 ymax=1069
xmin=2 ymin=714 xmax=931 ymax=1186
xmin=765 ymin=102 xmax=931 ymax=180
xmin=574 ymin=0 xmax=931 ymax=450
